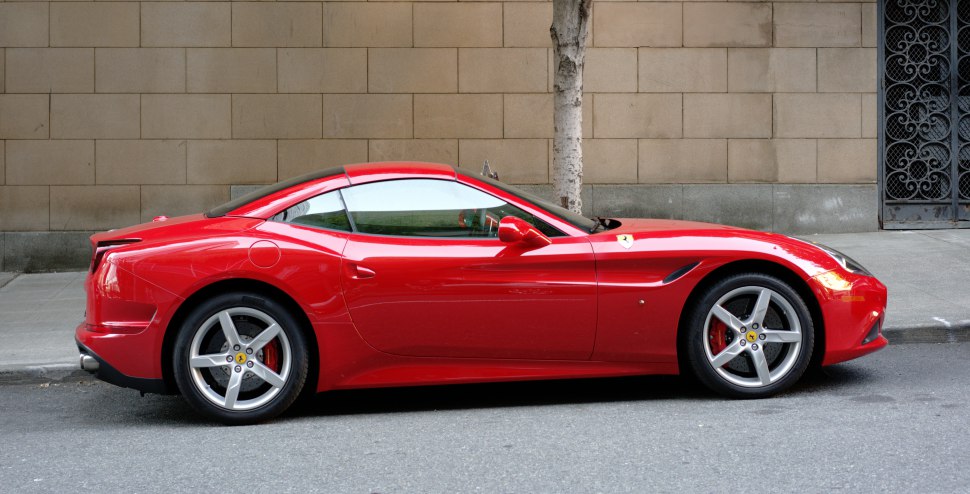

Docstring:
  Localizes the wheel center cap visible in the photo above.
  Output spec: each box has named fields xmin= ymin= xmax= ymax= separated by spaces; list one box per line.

xmin=235 ymin=352 xmax=247 ymax=364
xmin=745 ymin=331 xmax=758 ymax=343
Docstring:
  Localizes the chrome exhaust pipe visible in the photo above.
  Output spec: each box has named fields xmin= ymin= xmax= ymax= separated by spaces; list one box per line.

xmin=80 ymin=354 xmax=100 ymax=372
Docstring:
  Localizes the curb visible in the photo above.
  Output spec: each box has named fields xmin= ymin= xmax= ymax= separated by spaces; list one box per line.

xmin=0 ymin=273 xmax=19 ymax=289
xmin=0 ymin=363 xmax=93 ymax=386
xmin=883 ymin=321 xmax=970 ymax=345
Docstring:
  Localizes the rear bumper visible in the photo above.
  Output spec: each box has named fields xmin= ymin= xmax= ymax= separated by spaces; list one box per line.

xmin=76 ymin=336 xmax=169 ymax=394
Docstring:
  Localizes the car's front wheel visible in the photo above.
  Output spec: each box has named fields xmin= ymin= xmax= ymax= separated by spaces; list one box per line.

xmin=173 ymin=292 xmax=308 ymax=424
xmin=685 ymin=273 xmax=814 ymax=398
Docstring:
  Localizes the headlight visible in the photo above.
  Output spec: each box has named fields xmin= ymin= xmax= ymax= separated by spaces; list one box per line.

xmin=810 ymin=242 xmax=872 ymax=276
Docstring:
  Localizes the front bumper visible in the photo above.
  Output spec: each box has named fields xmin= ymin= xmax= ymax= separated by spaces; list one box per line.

xmin=811 ymin=270 xmax=889 ymax=366
xmin=76 ymin=337 xmax=168 ymax=394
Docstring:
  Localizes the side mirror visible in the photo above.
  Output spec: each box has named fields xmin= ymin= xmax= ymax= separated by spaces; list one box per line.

xmin=498 ymin=216 xmax=552 ymax=248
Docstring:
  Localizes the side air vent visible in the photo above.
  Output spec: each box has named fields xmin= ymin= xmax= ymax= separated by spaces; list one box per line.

xmin=663 ymin=262 xmax=700 ymax=284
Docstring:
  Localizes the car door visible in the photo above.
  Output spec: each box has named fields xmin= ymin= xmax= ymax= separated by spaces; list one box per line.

xmin=338 ymin=178 xmax=597 ymax=360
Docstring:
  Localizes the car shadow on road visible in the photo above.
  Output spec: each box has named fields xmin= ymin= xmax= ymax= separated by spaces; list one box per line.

xmin=291 ymin=362 xmax=874 ymax=419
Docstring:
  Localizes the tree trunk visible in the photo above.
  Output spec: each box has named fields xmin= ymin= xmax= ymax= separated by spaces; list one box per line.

xmin=550 ymin=0 xmax=591 ymax=214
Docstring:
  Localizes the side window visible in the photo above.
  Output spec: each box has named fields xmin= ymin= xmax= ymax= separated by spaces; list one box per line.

xmin=271 ymin=190 xmax=351 ymax=232
xmin=340 ymin=179 xmax=563 ymax=238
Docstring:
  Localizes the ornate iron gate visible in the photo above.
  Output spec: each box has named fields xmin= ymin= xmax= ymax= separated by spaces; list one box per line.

xmin=881 ymin=0 xmax=970 ymax=228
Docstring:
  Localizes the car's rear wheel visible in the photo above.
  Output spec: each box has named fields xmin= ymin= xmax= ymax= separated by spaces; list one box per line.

xmin=685 ymin=273 xmax=814 ymax=398
xmin=173 ymin=292 xmax=308 ymax=424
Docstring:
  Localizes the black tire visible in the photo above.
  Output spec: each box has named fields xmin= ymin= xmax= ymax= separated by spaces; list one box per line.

xmin=173 ymin=292 xmax=309 ymax=424
xmin=684 ymin=273 xmax=814 ymax=398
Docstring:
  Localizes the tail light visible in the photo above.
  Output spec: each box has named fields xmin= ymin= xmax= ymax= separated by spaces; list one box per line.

xmin=90 ymin=239 xmax=140 ymax=273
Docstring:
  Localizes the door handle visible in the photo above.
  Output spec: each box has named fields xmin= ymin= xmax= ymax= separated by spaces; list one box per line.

xmin=347 ymin=263 xmax=376 ymax=279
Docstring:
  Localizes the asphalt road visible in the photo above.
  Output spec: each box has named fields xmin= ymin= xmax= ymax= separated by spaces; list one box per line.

xmin=1 ymin=343 xmax=968 ymax=493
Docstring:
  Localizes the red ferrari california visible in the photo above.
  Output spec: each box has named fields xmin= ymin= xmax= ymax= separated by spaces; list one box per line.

xmin=76 ymin=162 xmax=888 ymax=424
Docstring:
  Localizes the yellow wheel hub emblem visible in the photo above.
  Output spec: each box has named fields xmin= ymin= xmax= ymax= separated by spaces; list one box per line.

xmin=235 ymin=352 xmax=247 ymax=364
xmin=746 ymin=331 xmax=758 ymax=343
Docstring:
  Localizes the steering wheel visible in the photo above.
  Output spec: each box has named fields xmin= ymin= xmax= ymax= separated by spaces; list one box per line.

xmin=458 ymin=209 xmax=497 ymax=235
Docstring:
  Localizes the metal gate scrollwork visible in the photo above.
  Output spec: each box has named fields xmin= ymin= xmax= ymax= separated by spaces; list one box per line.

xmin=881 ymin=0 xmax=970 ymax=227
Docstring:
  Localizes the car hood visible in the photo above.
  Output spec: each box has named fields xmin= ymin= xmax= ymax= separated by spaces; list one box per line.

xmin=606 ymin=218 xmax=746 ymax=235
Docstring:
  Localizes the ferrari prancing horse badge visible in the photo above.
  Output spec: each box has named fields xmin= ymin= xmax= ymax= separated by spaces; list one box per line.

xmin=616 ymin=234 xmax=634 ymax=249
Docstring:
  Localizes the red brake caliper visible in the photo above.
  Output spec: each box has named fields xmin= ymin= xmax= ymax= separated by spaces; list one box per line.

xmin=709 ymin=319 xmax=728 ymax=356
xmin=262 ymin=340 xmax=280 ymax=373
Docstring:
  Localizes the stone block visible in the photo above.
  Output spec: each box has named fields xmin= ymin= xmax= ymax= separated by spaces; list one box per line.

xmin=96 ymin=48 xmax=186 ymax=93
xmin=187 ymin=140 xmax=278 ymax=185
xmin=187 ymin=49 xmax=276 ymax=93
xmin=368 ymin=140 xmax=458 ymax=166
xmin=51 ymin=94 xmax=140 ymax=139
xmin=862 ymin=94 xmax=877 ymax=138
xmin=278 ymin=49 xmax=367 ymax=93
xmin=414 ymin=3 xmax=503 ymax=48
xmin=232 ymin=3 xmax=322 ymax=47
xmin=369 ymin=49 xmax=458 ymax=93
xmin=503 ymin=93 xmax=592 ymax=139
xmin=0 ymin=3 xmax=49 ymax=47
xmin=639 ymin=48 xmax=727 ymax=93
xmin=639 ymin=139 xmax=727 ymax=183
xmin=593 ymin=94 xmax=682 ymax=139
xmin=3 ymin=232 xmax=92 ymax=272
xmin=415 ymin=94 xmax=502 ymax=139
xmin=775 ymin=3 xmax=862 ymax=48
xmin=684 ymin=2 xmax=771 ymax=48
xmin=51 ymin=3 xmax=139 ymax=47
xmin=323 ymin=94 xmax=412 ymax=139
xmin=459 ymin=48 xmax=547 ymax=93
xmin=322 ymin=3 xmax=412 ymax=47
xmin=141 ymin=185 xmax=229 ymax=222
xmin=684 ymin=93 xmax=771 ymax=138
xmin=727 ymin=48 xmax=816 ymax=93
xmin=582 ymin=139 xmax=638 ymax=184
xmin=773 ymin=185 xmax=878 ymax=234
xmin=0 ymin=187 xmax=50 ymax=231
xmin=6 ymin=49 xmax=94 ymax=94
xmin=817 ymin=139 xmax=877 ymax=183
xmin=278 ymin=140 xmax=368 ymax=179
xmin=515 ymin=183 xmax=593 ymax=218
xmin=96 ymin=140 xmax=187 ymax=185
xmin=458 ymin=139 xmax=548 ymax=184
xmin=585 ymin=48 xmax=637 ymax=93
xmin=862 ymin=4 xmax=877 ymax=48
xmin=504 ymin=3 xmax=552 ymax=48
xmin=142 ymin=94 xmax=231 ymax=139
xmin=6 ymin=140 xmax=94 ymax=185
xmin=0 ymin=95 xmax=49 ymax=139
xmin=728 ymin=139 xmax=817 ymax=184
xmin=818 ymin=48 xmax=877 ymax=93
xmin=774 ymin=93 xmax=861 ymax=138
xmin=593 ymin=3 xmax=681 ymax=48
xmin=50 ymin=186 xmax=141 ymax=231
xmin=141 ymin=3 xmax=231 ymax=47
xmin=591 ymin=185 xmax=683 ymax=220
xmin=0 ymin=142 xmax=4 ymax=186
xmin=0 ymin=51 xmax=4 ymax=94
xmin=683 ymin=184 xmax=773 ymax=230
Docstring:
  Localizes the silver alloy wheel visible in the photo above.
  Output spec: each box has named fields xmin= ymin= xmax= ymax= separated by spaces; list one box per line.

xmin=702 ymin=286 xmax=802 ymax=388
xmin=188 ymin=307 xmax=292 ymax=411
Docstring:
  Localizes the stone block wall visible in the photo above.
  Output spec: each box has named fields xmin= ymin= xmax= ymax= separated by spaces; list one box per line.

xmin=0 ymin=1 xmax=878 ymax=270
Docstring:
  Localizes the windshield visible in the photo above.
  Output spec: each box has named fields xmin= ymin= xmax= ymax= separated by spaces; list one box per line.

xmin=459 ymin=170 xmax=600 ymax=233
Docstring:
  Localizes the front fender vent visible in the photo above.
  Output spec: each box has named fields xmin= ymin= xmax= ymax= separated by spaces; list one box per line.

xmin=663 ymin=262 xmax=700 ymax=285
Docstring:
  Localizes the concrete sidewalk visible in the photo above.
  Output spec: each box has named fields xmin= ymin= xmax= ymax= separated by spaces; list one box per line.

xmin=0 ymin=230 xmax=968 ymax=382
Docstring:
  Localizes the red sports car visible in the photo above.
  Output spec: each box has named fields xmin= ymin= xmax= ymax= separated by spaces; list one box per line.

xmin=76 ymin=162 xmax=888 ymax=424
